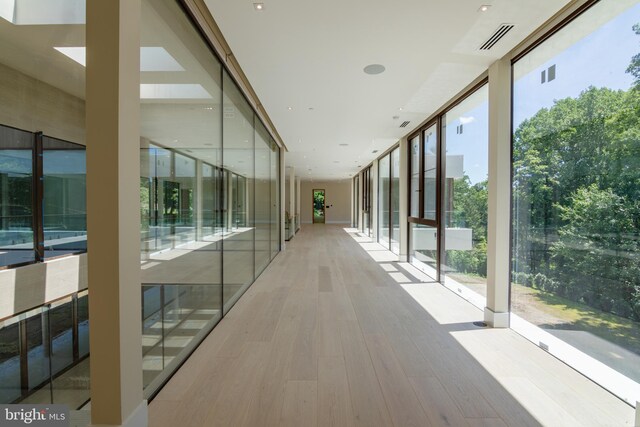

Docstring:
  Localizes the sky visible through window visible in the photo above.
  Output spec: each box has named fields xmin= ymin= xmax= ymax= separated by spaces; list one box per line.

xmin=513 ymin=3 xmax=640 ymax=126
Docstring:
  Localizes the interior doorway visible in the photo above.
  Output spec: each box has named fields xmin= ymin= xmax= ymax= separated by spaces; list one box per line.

xmin=312 ymin=189 xmax=325 ymax=224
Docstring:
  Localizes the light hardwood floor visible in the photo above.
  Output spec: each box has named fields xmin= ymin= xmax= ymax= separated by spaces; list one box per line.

xmin=148 ymin=224 xmax=635 ymax=427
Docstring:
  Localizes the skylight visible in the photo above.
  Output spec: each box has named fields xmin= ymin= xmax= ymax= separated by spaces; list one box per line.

xmin=140 ymin=84 xmax=212 ymax=100
xmin=0 ymin=0 xmax=85 ymax=25
xmin=54 ymin=46 xmax=184 ymax=72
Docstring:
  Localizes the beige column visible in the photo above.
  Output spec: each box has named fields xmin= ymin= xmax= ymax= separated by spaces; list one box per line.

xmin=398 ymin=138 xmax=408 ymax=257
xmin=295 ymin=177 xmax=301 ymax=230
xmin=86 ymin=0 xmax=147 ymax=426
xmin=484 ymin=57 xmax=511 ymax=328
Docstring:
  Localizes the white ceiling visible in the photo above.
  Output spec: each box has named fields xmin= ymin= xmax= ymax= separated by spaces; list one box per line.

xmin=204 ymin=0 xmax=572 ymax=180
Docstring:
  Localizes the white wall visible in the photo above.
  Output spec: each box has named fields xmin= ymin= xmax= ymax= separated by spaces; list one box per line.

xmin=300 ymin=179 xmax=351 ymax=224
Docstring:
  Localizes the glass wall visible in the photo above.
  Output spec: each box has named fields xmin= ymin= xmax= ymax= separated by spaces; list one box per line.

xmin=139 ymin=0 xmax=279 ymax=396
xmin=255 ymin=121 xmax=271 ymax=275
xmin=222 ymin=69 xmax=255 ymax=310
xmin=441 ymin=85 xmax=489 ymax=302
xmin=378 ymin=154 xmax=390 ymax=248
xmin=512 ymin=0 xmax=640 ymax=390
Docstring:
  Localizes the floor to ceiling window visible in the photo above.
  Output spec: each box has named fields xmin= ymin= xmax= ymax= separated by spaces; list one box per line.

xmin=362 ymin=166 xmax=372 ymax=236
xmin=511 ymin=0 xmax=640 ymax=402
xmin=378 ymin=146 xmax=400 ymax=254
xmin=408 ymin=122 xmax=440 ymax=280
xmin=441 ymin=84 xmax=489 ymax=305
xmin=378 ymin=153 xmax=390 ymax=249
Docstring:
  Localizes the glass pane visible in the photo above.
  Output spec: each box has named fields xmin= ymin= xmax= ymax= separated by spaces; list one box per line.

xmin=49 ymin=301 xmax=73 ymax=377
xmin=441 ymin=85 xmax=489 ymax=303
xmin=222 ymin=69 xmax=254 ymax=311
xmin=409 ymin=136 xmax=420 ymax=218
xmin=270 ymin=139 xmax=279 ymax=259
xmin=26 ymin=312 xmax=50 ymax=391
xmin=423 ymin=125 xmax=437 ymax=221
xmin=0 ymin=321 xmax=21 ymax=403
xmin=390 ymin=148 xmax=400 ymax=254
xmin=512 ymin=0 xmax=640 ymax=391
xmin=77 ymin=294 xmax=89 ymax=358
xmin=378 ymin=154 xmax=390 ymax=248
xmin=0 ymin=126 xmax=34 ymax=266
xmin=42 ymin=137 xmax=87 ymax=258
xmin=255 ymin=121 xmax=270 ymax=276
xmin=410 ymin=223 xmax=438 ymax=281
xmin=140 ymin=0 xmax=224 ymax=394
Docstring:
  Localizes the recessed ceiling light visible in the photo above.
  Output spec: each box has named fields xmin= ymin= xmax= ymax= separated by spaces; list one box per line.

xmin=479 ymin=4 xmax=490 ymax=12
xmin=399 ymin=107 xmax=403 ymax=111
xmin=288 ymin=106 xmax=292 ymax=110
xmin=254 ymin=3 xmax=264 ymax=10
xmin=363 ymin=64 xmax=385 ymax=75
xmin=204 ymin=107 xmax=213 ymax=110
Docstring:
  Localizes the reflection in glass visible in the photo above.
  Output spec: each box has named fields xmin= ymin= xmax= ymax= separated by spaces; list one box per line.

xmin=0 ymin=126 xmax=34 ymax=267
xmin=409 ymin=136 xmax=420 ymax=218
xmin=441 ymin=85 xmax=488 ymax=301
xmin=410 ymin=223 xmax=438 ymax=281
xmin=139 ymin=0 xmax=226 ymax=396
xmin=222 ymin=69 xmax=254 ymax=310
xmin=255 ymin=121 xmax=270 ymax=275
xmin=0 ymin=321 xmax=21 ymax=403
xmin=43 ymin=137 xmax=86 ymax=258
xmin=270 ymin=139 xmax=279 ymax=259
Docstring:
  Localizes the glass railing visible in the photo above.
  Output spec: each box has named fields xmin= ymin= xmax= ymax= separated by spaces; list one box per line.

xmin=0 ymin=291 xmax=90 ymax=410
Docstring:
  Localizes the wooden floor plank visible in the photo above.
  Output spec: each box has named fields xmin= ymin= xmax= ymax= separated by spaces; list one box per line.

xmin=317 ymin=357 xmax=355 ymax=427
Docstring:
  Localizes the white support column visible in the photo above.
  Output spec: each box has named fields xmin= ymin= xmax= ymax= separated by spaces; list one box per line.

xmin=86 ymin=0 xmax=147 ymax=425
xmin=484 ymin=57 xmax=512 ymax=328
xmin=398 ymin=138 xmax=408 ymax=258
xmin=635 ymin=403 xmax=639 ymax=427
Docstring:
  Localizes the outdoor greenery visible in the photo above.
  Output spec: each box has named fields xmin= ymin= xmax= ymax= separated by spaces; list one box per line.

xmin=449 ymin=24 xmax=640 ymax=323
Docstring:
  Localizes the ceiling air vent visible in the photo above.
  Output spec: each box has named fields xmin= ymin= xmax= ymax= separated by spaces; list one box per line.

xmin=399 ymin=120 xmax=410 ymax=128
xmin=480 ymin=24 xmax=514 ymax=50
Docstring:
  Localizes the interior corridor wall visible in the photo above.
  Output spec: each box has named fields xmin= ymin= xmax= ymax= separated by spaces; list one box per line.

xmin=300 ymin=180 xmax=350 ymax=224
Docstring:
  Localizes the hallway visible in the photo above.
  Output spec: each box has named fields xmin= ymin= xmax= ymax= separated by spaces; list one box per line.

xmin=148 ymin=225 xmax=635 ymax=427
